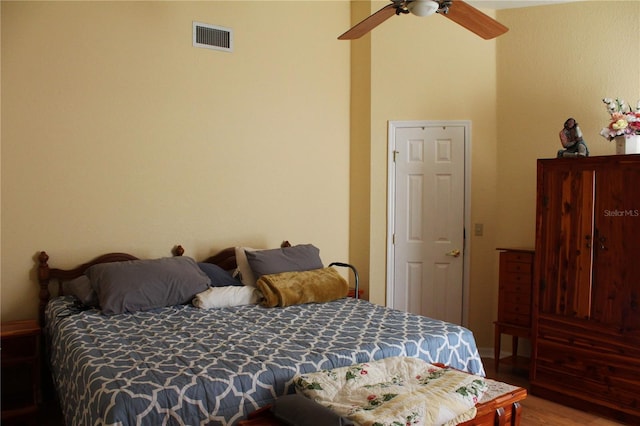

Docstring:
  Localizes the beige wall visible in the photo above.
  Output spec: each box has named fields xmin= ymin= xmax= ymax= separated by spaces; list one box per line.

xmin=2 ymin=0 xmax=639 ymax=353
xmin=496 ymin=1 xmax=640 ymax=250
xmin=1 ymin=1 xmax=351 ymax=322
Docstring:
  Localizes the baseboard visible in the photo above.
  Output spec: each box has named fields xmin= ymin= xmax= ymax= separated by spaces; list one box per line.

xmin=478 ymin=347 xmax=495 ymax=359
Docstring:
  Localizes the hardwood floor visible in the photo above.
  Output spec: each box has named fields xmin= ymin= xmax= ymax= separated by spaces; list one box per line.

xmin=483 ymin=359 xmax=627 ymax=426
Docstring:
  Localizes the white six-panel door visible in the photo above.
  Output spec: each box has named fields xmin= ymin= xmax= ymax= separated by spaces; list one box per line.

xmin=387 ymin=122 xmax=468 ymax=325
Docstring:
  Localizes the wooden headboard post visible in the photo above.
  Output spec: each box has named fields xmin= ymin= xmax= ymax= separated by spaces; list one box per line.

xmin=38 ymin=251 xmax=52 ymax=327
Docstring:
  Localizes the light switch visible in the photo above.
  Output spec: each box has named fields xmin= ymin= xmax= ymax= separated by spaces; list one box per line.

xmin=474 ymin=223 xmax=484 ymax=236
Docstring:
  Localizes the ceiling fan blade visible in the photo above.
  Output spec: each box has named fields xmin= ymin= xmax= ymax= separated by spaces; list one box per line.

xmin=441 ymin=0 xmax=508 ymax=40
xmin=338 ymin=4 xmax=398 ymax=40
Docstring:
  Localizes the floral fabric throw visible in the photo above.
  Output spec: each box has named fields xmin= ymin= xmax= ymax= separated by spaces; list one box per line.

xmin=293 ymin=356 xmax=487 ymax=426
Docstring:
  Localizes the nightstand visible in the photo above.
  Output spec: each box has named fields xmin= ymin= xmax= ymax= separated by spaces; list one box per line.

xmin=1 ymin=319 xmax=41 ymax=426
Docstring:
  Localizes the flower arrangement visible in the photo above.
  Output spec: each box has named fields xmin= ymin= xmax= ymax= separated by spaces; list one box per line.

xmin=600 ymin=98 xmax=640 ymax=140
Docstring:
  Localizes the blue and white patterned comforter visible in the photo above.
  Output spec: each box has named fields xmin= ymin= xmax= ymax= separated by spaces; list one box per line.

xmin=46 ymin=296 xmax=484 ymax=426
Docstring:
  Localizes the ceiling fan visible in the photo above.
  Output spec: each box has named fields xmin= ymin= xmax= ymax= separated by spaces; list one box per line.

xmin=338 ymin=0 xmax=508 ymax=40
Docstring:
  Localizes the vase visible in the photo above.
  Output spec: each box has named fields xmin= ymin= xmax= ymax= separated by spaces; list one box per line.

xmin=615 ymin=135 xmax=640 ymax=155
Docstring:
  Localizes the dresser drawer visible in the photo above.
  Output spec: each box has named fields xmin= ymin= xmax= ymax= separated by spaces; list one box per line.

xmin=500 ymin=284 xmax=531 ymax=303
xmin=1 ymin=335 xmax=38 ymax=361
xmin=534 ymin=338 xmax=640 ymax=409
xmin=499 ymin=311 xmax=530 ymax=327
xmin=504 ymin=261 xmax=532 ymax=275
xmin=498 ymin=281 xmax=531 ymax=296
xmin=500 ymin=299 xmax=531 ymax=316
xmin=502 ymin=251 xmax=533 ymax=264
xmin=537 ymin=316 xmax=640 ymax=357
xmin=500 ymin=271 xmax=532 ymax=285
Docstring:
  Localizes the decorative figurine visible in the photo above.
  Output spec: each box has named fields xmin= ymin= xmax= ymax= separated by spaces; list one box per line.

xmin=558 ymin=117 xmax=589 ymax=157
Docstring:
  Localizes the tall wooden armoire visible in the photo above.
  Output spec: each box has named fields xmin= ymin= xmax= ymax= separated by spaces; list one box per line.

xmin=532 ymin=155 xmax=640 ymax=424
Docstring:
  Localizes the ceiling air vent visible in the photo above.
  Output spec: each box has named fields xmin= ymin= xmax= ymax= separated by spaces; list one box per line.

xmin=193 ymin=22 xmax=233 ymax=52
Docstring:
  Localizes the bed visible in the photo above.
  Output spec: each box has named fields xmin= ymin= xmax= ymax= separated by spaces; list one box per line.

xmin=37 ymin=243 xmax=486 ymax=426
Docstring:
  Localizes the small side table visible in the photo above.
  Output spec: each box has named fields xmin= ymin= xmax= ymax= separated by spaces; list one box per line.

xmin=494 ymin=248 xmax=534 ymax=374
xmin=1 ymin=319 xmax=41 ymax=426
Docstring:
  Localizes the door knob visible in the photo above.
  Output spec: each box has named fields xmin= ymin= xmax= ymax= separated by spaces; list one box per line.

xmin=446 ymin=249 xmax=461 ymax=258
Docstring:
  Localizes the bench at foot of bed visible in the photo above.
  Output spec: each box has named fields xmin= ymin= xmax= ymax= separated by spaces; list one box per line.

xmin=239 ymin=378 xmax=527 ymax=426
xmin=457 ymin=378 xmax=527 ymax=426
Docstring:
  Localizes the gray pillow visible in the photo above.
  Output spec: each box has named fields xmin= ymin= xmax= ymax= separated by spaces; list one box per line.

xmin=245 ymin=244 xmax=323 ymax=279
xmin=87 ymin=256 xmax=210 ymax=315
xmin=63 ymin=275 xmax=99 ymax=307
xmin=197 ymin=262 xmax=242 ymax=287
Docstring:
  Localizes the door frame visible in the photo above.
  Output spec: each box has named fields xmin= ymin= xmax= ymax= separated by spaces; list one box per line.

xmin=386 ymin=120 xmax=472 ymax=326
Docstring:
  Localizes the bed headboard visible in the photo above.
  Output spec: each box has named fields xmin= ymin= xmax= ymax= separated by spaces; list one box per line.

xmin=200 ymin=247 xmax=237 ymax=271
xmin=36 ymin=241 xmax=292 ymax=326
xmin=36 ymin=246 xmax=188 ymax=327
xmin=38 ymin=251 xmax=136 ymax=327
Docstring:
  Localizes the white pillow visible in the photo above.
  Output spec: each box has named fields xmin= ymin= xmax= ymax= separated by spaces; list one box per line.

xmin=192 ymin=286 xmax=262 ymax=309
xmin=235 ymin=246 xmax=260 ymax=286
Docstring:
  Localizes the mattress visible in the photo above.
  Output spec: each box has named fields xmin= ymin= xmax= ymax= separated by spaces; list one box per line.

xmin=46 ymin=296 xmax=485 ymax=426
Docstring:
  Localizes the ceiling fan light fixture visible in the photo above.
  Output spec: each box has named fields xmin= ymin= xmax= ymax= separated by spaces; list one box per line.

xmin=407 ymin=0 xmax=439 ymax=17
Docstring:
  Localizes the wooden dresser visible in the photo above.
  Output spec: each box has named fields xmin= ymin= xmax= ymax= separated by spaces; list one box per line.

xmin=494 ymin=248 xmax=534 ymax=372
xmin=532 ymin=155 xmax=640 ymax=424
